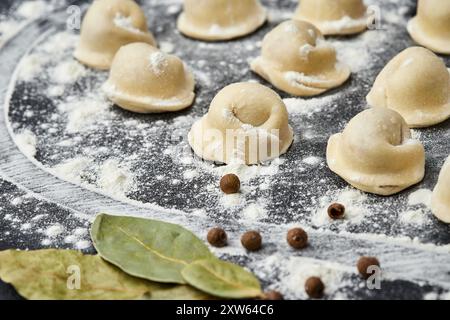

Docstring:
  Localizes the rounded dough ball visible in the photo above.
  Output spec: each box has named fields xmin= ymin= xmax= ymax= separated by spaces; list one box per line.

xmin=103 ymin=42 xmax=195 ymax=113
xmin=177 ymin=0 xmax=266 ymax=41
xmin=74 ymin=0 xmax=156 ymax=70
xmin=251 ymin=20 xmax=350 ymax=97
xmin=367 ymin=47 xmax=450 ymax=128
xmin=432 ymin=156 xmax=450 ymax=223
xmin=326 ymin=108 xmax=425 ymax=196
xmin=293 ymin=0 xmax=369 ymax=35
xmin=188 ymin=82 xmax=294 ymax=165
xmin=407 ymin=0 xmax=450 ymax=55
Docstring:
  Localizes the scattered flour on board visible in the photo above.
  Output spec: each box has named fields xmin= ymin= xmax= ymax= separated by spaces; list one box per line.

xmin=98 ymin=159 xmax=136 ymax=198
xmin=302 ymin=156 xmax=322 ymax=166
xmin=312 ymin=188 xmax=369 ymax=227
xmin=241 ymin=202 xmax=267 ymax=221
xmin=283 ymin=94 xmax=340 ymax=116
xmin=52 ymin=60 xmax=87 ymax=84
xmin=14 ymin=130 xmax=37 ymax=157
xmin=50 ymin=157 xmax=91 ymax=184
xmin=44 ymin=223 xmax=64 ymax=238
xmin=16 ymin=0 xmax=49 ymax=19
xmin=407 ymin=189 xmax=432 ymax=207
xmin=398 ymin=188 xmax=433 ymax=226
xmin=253 ymin=254 xmax=350 ymax=300
xmin=57 ymin=97 xmax=111 ymax=133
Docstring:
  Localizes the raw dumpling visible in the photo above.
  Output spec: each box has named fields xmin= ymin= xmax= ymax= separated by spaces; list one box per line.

xmin=293 ymin=0 xmax=369 ymax=35
xmin=407 ymin=0 xmax=450 ymax=55
xmin=103 ymin=42 xmax=195 ymax=113
xmin=188 ymin=83 xmax=294 ymax=164
xmin=177 ymin=0 xmax=266 ymax=41
xmin=367 ymin=47 xmax=450 ymax=128
xmin=74 ymin=0 xmax=156 ymax=70
xmin=326 ymin=108 xmax=425 ymax=196
xmin=432 ymin=156 xmax=450 ymax=223
xmin=251 ymin=20 xmax=350 ymax=97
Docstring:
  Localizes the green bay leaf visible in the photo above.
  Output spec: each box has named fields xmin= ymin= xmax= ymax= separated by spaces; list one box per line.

xmin=0 ymin=249 xmax=213 ymax=300
xmin=90 ymin=213 xmax=213 ymax=284
xmin=181 ymin=258 xmax=262 ymax=299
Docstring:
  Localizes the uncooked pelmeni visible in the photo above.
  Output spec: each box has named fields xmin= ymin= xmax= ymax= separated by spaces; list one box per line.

xmin=326 ymin=108 xmax=425 ymax=196
xmin=188 ymin=83 xmax=294 ymax=165
xmin=250 ymin=20 xmax=350 ymax=97
xmin=407 ymin=0 xmax=450 ymax=55
xmin=367 ymin=47 xmax=450 ymax=128
xmin=103 ymin=43 xmax=195 ymax=113
xmin=293 ymin=0 xmax=370 ymax=35
xmin=177 ymin=0 xmax=266 ymax=41
xmin=432 ymin=156 xmax=450 ymax=223
xmin=74 ymin=0 xmax=156 ymax=70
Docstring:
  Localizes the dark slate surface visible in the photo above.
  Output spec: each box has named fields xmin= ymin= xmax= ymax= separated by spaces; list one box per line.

xmin=0 ymin=0 xmax=449 ymax=300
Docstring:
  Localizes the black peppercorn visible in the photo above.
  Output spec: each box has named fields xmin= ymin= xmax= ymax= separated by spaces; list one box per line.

xmin=207 ymin=227 xmax=227 ymax=247
xmin=287 ymin=227 xmax=308 ymax=249
xmin=328 ymin=203 xmax=345 ymax=219
xmin=305 ymin=276 xmax=325 ymax=299
xmin=220 ymin=174 xmax=240 ymax=194
xmin=262 ymin=290 xmax=284 ymax=300
xmin=357 ymin=256 xmax=380 ymax=279
xmin=241 ymin=230 xmax=262 ymax=251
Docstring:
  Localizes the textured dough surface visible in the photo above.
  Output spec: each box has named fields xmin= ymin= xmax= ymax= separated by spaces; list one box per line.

xmin=293 ymin=0 xmax=369 ymax=35
xmin=177 ymin=0 xmax=266 ymax=41
xmin=407 ymin=0 xmax=450 ymax=55
xmin=367 ymin=47 xmax=450 ymax=128
xmin=251 ymin=20 xmax=350 ymax=97
xmin=74 ymin=0 xmax=156 ymax=70
xmin=432 ymin=156 xmax=450 ymax=223
xmin=103 ymin=42 xmax=195 ymax=113
xmin=326 ymin=108 xmax=425 ymax=196
xmin=188 ymin=82 xmax=293 ymax=164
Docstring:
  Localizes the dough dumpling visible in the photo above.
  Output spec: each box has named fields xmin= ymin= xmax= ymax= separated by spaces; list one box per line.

xmin=188 ymin=83 xmax=294 ymax=164
xmin=326 ymin=108 xmax=425 ymax=196
xmin=251 ymin=20 xmax=350 ymax=97
xmin=103 ymin=43 xmax=195 ymax=113
xmin=432 ymin=156 xmax=450 ymax=223
xmin=293 ymin=0 xmax=369 ymax=35
xmin=407 ymin=0 xmax=450 ymax=55
xmin=177 ymin=0 xmax=266 ymax=41
xmin=74 ymin=0 xmax=156 ymax=70
xmin=367 ymin=47 xmax=450 ymax=128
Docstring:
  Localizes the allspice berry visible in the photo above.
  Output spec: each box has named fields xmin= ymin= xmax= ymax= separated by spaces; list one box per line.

xmin=328 ymin=203 xmax=345 ymax=219
xmin=220 ymin=173 xmax=240 ymax=194
xmin=357 ymin=256 xmax=380 ymax=279
xmin=207 ymin=227 xmax=227 ymax=247
xmin=287 ymin=228 xmax=308 ymax=249
xmin=262 ymin=290 xmax=284 ymax=300
xmin=305 ymin=276 xmax=325 ymax=299
xmin=241 ymin=230 xmax=262 ymax=251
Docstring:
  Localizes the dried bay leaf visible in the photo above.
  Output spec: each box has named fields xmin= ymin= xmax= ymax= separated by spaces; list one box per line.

xmin=181 ymin=258 xmax=263 ymax=299
xmin=91 ymin=213 xmax=213 ymax=284
xmin=0 ymin=249 xmax=213 ymax=300
xmin=0 ymin=249 xmax=156 ymax=300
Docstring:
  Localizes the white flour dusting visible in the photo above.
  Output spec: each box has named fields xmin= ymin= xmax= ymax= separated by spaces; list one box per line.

xmin=283 ymin=94 xmax=341 ymax=116
xmin=98 ymin=159 xmax=136 ymax=198
xmin=14 ymin=130 xmax=37 ymax=157
xmin=52 ymin=60 xmax=87 ymax=84
xmin=407 ymin=189 xmax=432 ymax=207
xmin=241 ymin=202 xmax=267 ymax=221
xmin=312 ymin=188 xmax=369 ymax=227
xmin=17 ymin=1 xmax=49 ymax=19
xmin=114 ymin=13 xmax=144 ymax=34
